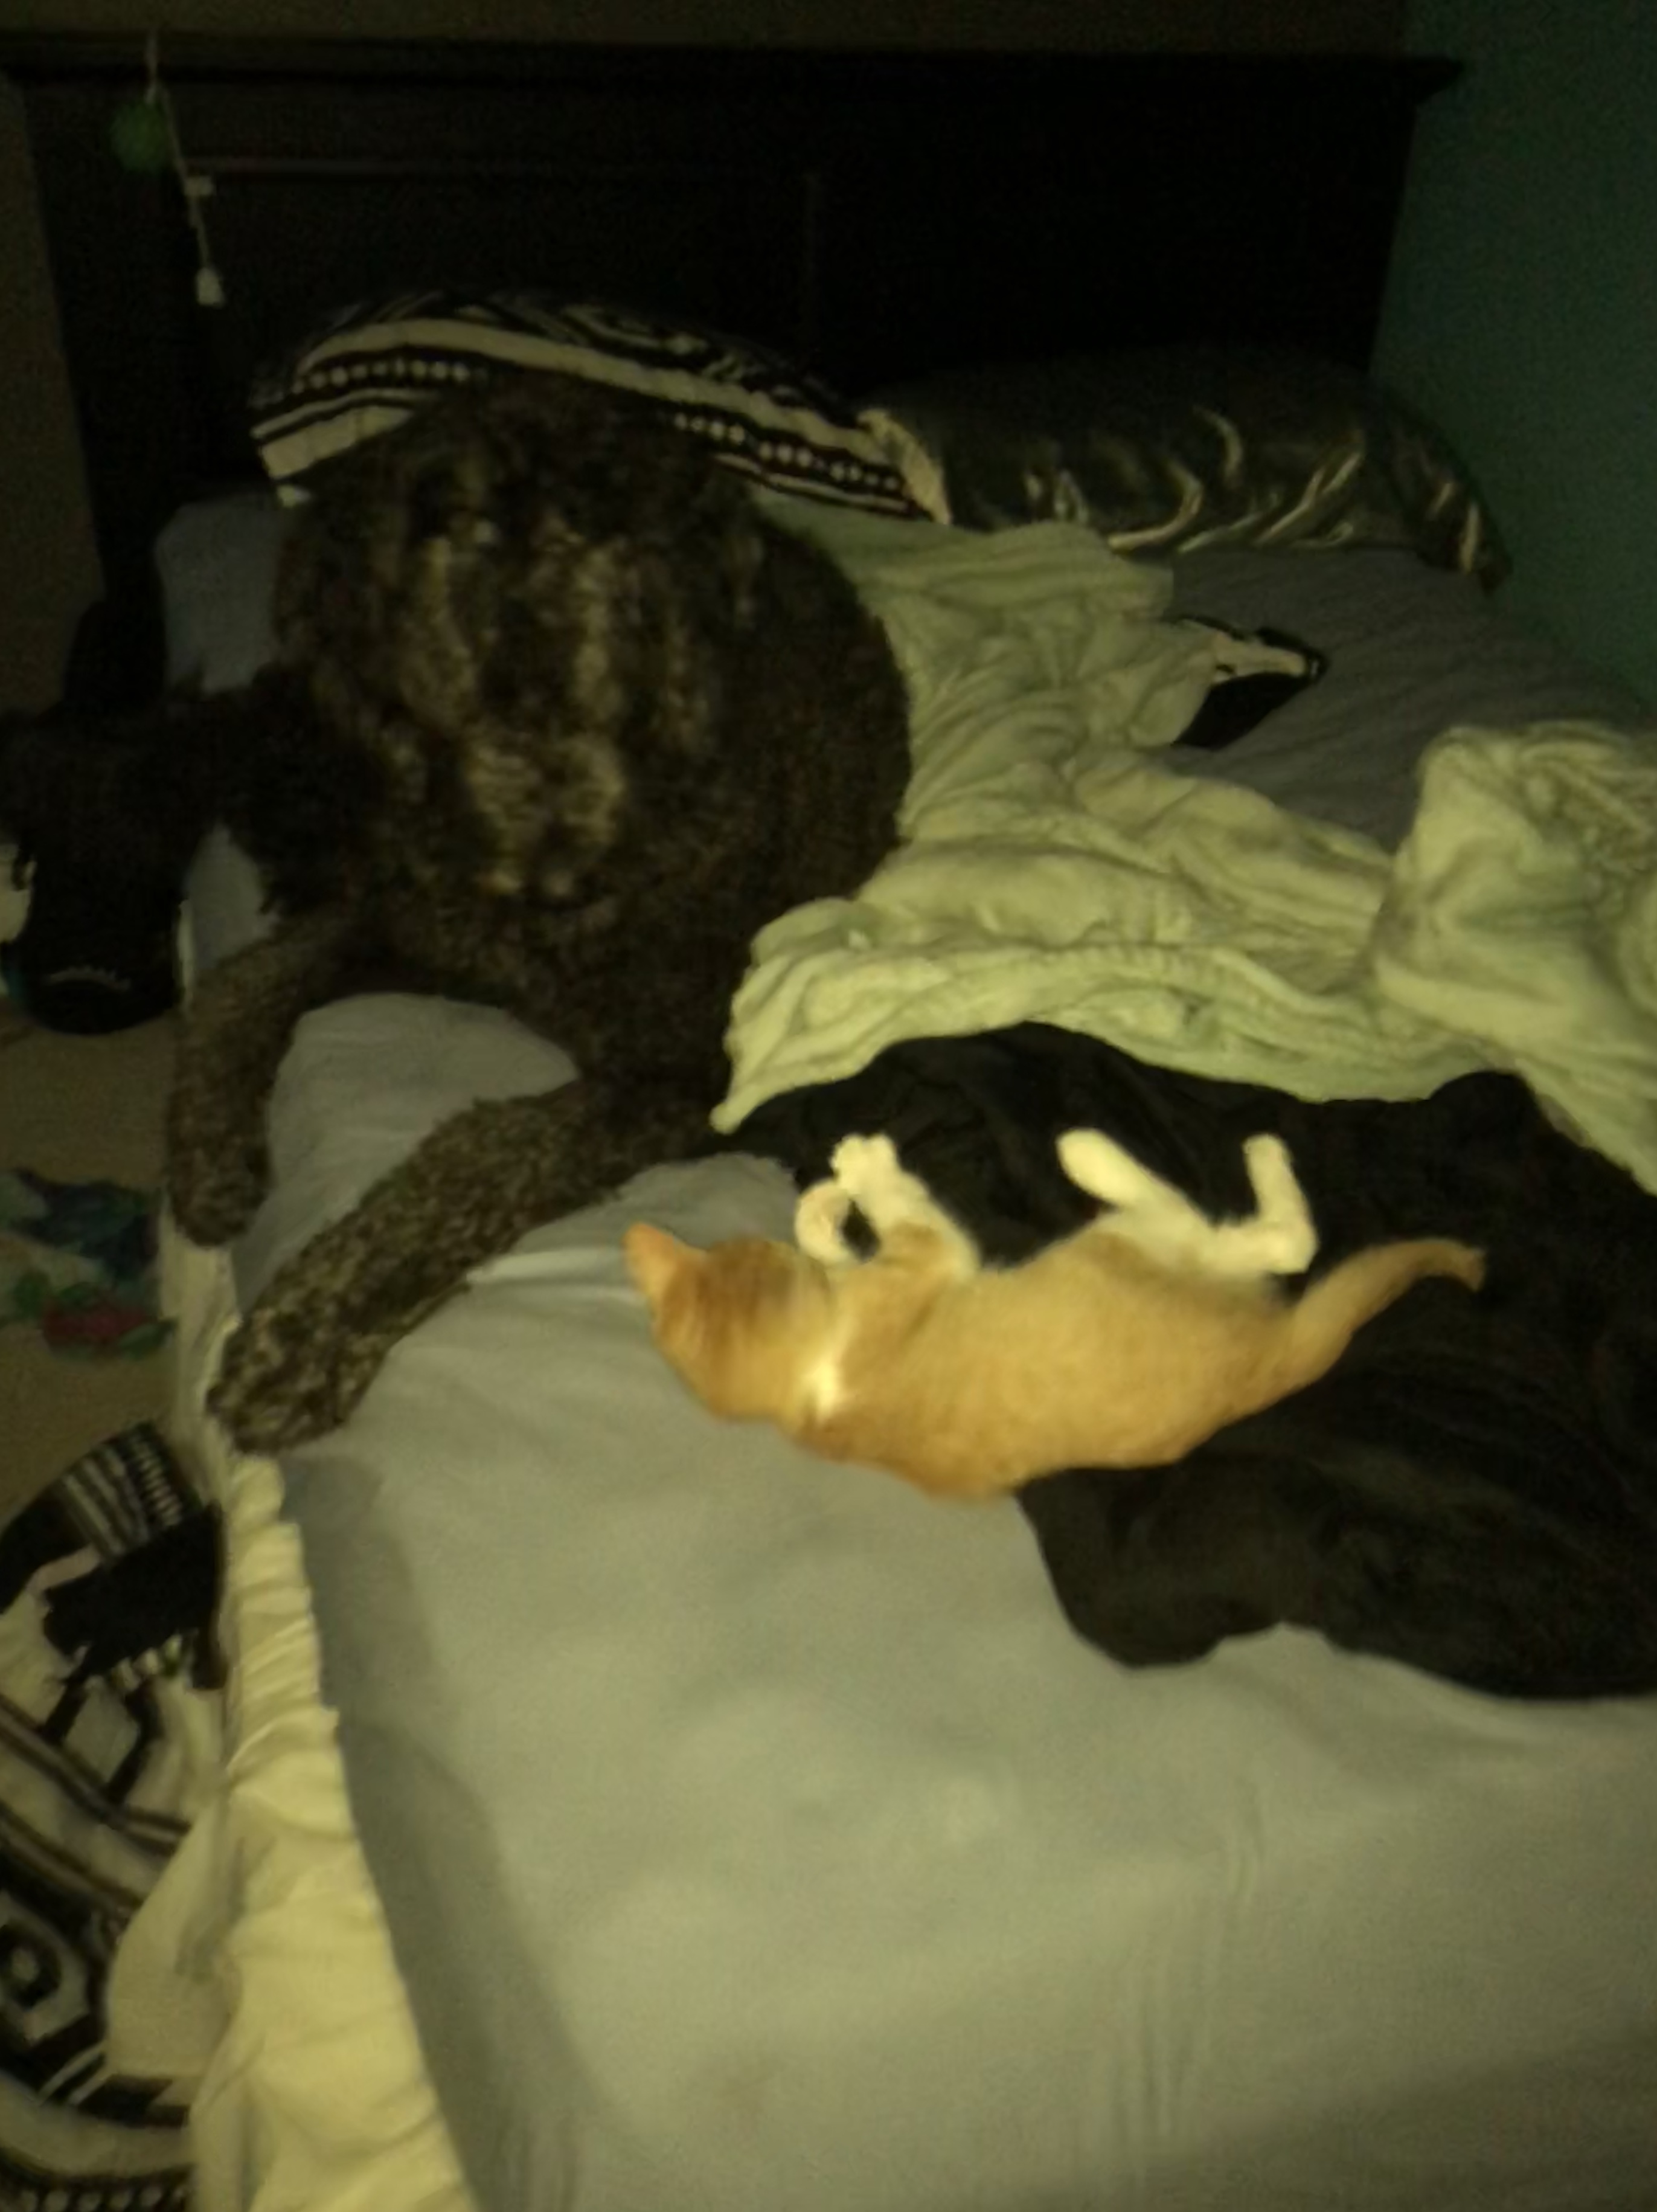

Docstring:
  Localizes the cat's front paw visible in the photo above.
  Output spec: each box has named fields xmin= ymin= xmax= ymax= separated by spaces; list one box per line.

xmin=795 ymin=1177 xmax=857 ymax=1263
xmin=828 ymin=1133 xmax=900 ymax=1202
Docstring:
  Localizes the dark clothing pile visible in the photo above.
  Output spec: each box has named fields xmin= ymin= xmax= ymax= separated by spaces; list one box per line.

xmin=738 ymin=1024 xmax=1657 ymax=1700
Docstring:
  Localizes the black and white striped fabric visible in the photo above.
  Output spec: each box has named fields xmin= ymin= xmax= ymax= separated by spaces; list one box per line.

xmin=249 ymin=292 xmax=942 ymax=519
xmin=0 ymin=1423 xmax=219 ymax=2212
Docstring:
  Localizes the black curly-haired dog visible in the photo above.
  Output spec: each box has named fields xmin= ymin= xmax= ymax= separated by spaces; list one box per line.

xmin=166 ymin=371 xmax=910 ymax=1451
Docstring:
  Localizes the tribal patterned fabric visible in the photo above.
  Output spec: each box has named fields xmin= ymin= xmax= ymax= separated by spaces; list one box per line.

xmin=250 ymin=291 xmax=941 ymax=519
xmin=0 ymin=1424 xmax=219 ymax=2212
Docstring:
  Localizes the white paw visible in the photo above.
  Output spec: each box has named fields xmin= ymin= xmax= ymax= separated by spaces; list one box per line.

xmin=1242 ymin=1132 xmax=1293 ymax=1186
xmin=828 ymin=1133 xmax=900 ymax=1202
xmin=796 ymin=1178 xmax=856 ymax=1263
xmin=1242 ymin=1133 xmax=1317 ymax=1273
xmin=1057 ymin=1127 xmax=1152 ymax=1209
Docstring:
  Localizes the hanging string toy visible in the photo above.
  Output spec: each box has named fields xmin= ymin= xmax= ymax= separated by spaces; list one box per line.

xmin=108 ymin=31 xmax=226 ymax=307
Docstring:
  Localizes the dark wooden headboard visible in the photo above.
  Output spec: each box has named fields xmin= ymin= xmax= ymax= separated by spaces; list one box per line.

xmin=4 ymin=36 xmax=1454 ymax=695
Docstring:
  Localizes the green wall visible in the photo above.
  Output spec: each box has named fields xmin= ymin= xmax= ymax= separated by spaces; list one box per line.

xmin=1374 ymin=1 xmax=1657 ymax=706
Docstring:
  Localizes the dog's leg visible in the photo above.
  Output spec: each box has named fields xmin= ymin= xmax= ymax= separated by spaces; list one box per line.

xmin=208 ymin=1075 xmax=718 ymax=1450
xmin=167 ymin=905 xmax=355 ymax=1246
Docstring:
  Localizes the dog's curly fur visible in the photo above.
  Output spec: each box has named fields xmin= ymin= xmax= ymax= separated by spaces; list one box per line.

xmin=166 ymin=371 xmax=910 ymax=1450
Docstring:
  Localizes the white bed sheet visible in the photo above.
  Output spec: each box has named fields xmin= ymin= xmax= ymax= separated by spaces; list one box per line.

xmin=159 ymin=977 xmax=1657 ymax=2212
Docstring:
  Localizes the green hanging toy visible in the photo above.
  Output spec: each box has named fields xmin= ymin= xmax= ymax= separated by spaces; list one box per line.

xmin=107 ymin=31 xmax=226 ymax=304
xmin=108 ymin=91 xmax=173 ymax=175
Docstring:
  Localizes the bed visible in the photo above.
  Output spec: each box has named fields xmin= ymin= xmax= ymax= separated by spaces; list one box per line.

xmin=11 ymin=34 xmax=1657 ymax=2212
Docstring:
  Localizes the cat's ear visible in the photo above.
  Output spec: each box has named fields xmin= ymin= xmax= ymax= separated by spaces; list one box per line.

xmin=623 ymin=1223 xmax=697 ymax=1309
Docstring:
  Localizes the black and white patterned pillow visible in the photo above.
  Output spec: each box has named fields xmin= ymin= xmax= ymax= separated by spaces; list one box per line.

xmin=249 ymin=292 xmax=943 ymax=519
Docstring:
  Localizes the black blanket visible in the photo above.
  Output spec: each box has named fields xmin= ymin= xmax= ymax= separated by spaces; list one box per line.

xmin=736 ymin=1025 xmax=1657 ymax=1700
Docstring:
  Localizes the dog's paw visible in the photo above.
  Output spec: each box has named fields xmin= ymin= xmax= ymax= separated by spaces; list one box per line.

xmin=795 ymin=1177 xmax=856 ymax=1263
xmin=211 ymin=1296 xmax=361 ymax=1453
xmin=207 ymin=1213 xmax=457 ymax=1452
xmin=210 ymin=1290 xmax=432 ymax=1453
xmin=168 ymin=1140 xmax=270 ymax=1250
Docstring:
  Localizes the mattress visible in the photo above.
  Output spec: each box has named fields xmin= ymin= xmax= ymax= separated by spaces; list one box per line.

xmin=144 ymin=490 xmax=1657 ymax=2212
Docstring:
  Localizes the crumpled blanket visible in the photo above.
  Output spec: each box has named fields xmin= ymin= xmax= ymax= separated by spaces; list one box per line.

xmin=736 ymin=1024 xmax=1657 ymax=1700
xmin=717 ymin=501 xmax=1657 ymax=1193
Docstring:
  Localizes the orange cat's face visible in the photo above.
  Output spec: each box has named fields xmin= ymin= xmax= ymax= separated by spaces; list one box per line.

xmin=624 ymin=1225 xmax=831 ymax=1423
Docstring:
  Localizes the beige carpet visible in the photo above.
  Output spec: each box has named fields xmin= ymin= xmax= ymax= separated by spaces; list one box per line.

xmin=0 ymin=1002 xmax=177 ymax=1522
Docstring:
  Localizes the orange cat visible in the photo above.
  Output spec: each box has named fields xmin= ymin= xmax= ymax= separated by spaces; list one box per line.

xmin=624 ymin=1131 xmax=1484 ymax=1499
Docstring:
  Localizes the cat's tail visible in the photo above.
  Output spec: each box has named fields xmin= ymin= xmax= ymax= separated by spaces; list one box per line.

xmin=1278 ymin=1236 xmax=1486 ymax=1395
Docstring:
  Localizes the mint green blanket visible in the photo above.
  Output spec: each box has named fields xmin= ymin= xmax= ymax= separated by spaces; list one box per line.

xmin=719 ymin=506 xmax=1657 ymax=1192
